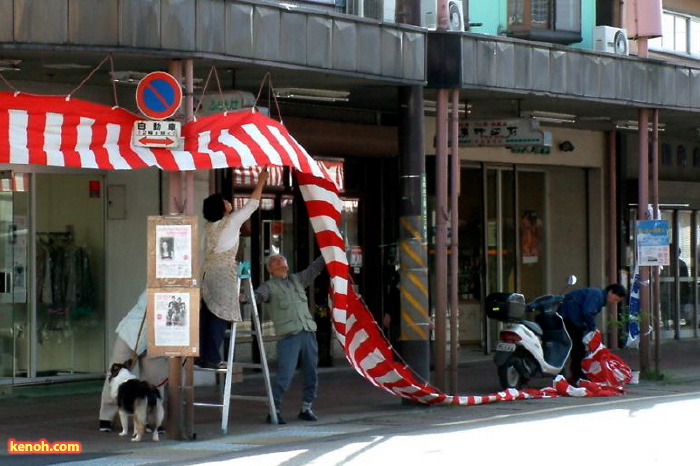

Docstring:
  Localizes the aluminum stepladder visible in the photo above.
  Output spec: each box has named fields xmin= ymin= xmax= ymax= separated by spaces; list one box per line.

xmin=193 ymin=261 xmax=278 ymax=433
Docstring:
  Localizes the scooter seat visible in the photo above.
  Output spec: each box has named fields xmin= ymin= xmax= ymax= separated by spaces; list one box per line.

xmin=521 ymin=320 xmax=542 ymax=336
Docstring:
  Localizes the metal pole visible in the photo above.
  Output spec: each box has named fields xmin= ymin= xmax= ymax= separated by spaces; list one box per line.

xmin=637 ymin=38 xmax=651 ymax=375
xmin=168 ymin=61 xmax=184 ymax=215
xmin=166 ymin=59 xmax=183 ymax=440
xmin=449 ymin=89 xmax=460 ymax=393
xmin=184 ymin=59 xmax=195 ymax=217
xmin=182 ymin=58 xmax=195 ymax=441
xmin=651 ymin=108 xmax=661 ymax=375
xmin=638 ymin=107 xmax=651 ymax=374
xmin=436 ymin=0 xmax=449 ymax=30
xmin=607 ymin=131 xmax=618 ymax=348
xmin=433 ymin=89 xmax=449 ymax=390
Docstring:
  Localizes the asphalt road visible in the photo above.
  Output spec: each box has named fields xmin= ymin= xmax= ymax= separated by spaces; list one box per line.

xmin=165 ymin=380 xmax=700 ymax=466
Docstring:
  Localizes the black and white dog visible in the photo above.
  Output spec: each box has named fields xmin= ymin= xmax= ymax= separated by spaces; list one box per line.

xmin=108 ymin=360 xmax=164 ymax=442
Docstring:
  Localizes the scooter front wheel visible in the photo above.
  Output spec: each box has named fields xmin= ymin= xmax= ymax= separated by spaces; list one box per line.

xmin=498 ymin=357 xmax=528 ymax=390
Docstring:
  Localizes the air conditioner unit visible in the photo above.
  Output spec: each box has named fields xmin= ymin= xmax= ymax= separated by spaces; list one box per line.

xmin=420 ymin=0 xmax=437 ymax=29
xmin=359 ymin=0 xmax=397 ymax=22
xmin=420 ymin=0 xmax=464 ymax=31
xmin=447 ymin=0 xmax=464 ymax=32
xmin=593 ymin=26 xmax=629 ymax=55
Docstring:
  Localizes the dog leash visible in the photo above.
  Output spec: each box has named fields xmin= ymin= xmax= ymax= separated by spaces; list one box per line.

xmin=132 ymin=302 xmax=169 ymax=388
xmin=131 ymin=305 xmax=148 ymax=362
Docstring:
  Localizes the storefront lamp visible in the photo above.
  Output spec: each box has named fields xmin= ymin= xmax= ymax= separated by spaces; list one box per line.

xmin=558 ymin=141 xmax=575 ymax=152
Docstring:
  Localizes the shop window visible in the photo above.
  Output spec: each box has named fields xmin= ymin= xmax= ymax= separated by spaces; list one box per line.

xmin=232 ymin=166 xmax=286 ymax=188
xmin=677 ymin=145 xmax=688 ymax=167
xmin=650 ymin=11 xmax=700 ymax=57
xmin=506 ymin=0 xmax=582 ymax=44
xmin=661 ymin=143 xmax=672 ymax=166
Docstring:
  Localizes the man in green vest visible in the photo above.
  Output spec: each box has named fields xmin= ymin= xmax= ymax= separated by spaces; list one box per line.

xmin=255 ymin=253 xmax=326 ymax=424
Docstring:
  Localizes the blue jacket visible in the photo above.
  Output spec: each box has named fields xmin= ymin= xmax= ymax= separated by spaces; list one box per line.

xmin=557 ymin=287 xmax=606 ymax=332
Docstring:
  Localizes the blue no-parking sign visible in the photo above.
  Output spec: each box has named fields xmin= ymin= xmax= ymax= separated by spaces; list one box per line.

xmin=135 ymin=72 xmax=182 ymax=120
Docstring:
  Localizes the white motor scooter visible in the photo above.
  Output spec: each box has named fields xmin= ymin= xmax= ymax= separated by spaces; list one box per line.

xmin=486 ymin=276 xmax=577 ymax=390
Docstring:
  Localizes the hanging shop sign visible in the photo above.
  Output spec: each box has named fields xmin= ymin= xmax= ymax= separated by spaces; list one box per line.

xmin=196 ymin=91 xmax=256 ymax=117
xmin=458 ymin=119 xmax=552 ymax=148
xmin=636 ymin=219 xmax=670 ymax=266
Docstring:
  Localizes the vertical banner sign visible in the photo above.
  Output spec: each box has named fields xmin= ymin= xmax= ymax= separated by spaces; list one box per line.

xmin=626 ymin=264 xmax=641 ymax=348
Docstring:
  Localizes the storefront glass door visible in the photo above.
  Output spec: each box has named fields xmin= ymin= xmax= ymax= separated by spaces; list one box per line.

xmin=482 ymin=166 xmax=547 ymax=349
xmin=485 ymin=167 xmax=516 ymax=294
xmin=484 ymin=167 xmax=547 ymax=298
xmin=630 ymin=208 xmax=697 ymax=340
xmin=34 ymin=174 xmax=105 ymax=380
xmin=0 ymin=172 xmax=29 ymax=388
xmin=657 ymin=209 xmax=696 ymax=339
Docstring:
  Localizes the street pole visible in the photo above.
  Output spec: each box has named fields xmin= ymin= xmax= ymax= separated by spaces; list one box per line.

xmin=431 ymin=0 xmax=451 ymax=393
xmin=449 ymin=89 xmax=460 ymax=393
xmin=637 ymin=107 xmax=650 ymax=375
xmin=637 ymin=38 xmax=651 ymax=375
xmin=166 ymin=59 xmax=184 ymax=440
xmin=434 ymin=89 xmax=448 ymax=390
xmin=398 ymin=86 xmax=431 ymax=389
xmin=607 ymin=131 xmax=618 ymax=348
xmin=183 ymin=58 xmax=195 ymax=441
xmin=651 ymin=108 xmax=661 ymax=375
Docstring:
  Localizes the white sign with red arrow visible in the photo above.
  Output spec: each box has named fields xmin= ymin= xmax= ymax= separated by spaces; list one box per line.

xmin=132 ymin=120 xmax=182 ymax=148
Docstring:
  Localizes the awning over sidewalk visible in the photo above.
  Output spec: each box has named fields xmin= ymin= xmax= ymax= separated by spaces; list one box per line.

xmin=0 ymin=92 xmax=332 ymax=175
xmin=0 ymin=92 xmax=629 ymax=405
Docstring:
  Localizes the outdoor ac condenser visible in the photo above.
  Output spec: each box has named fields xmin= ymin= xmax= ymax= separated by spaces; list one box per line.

xmin=593 ymin=26 xmax=629 ymax=55
xmin=421 ymin=0 xmax=464 ymax=32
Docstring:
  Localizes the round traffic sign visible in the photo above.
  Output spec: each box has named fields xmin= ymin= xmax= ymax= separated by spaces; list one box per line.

xmin=135 ymin=71 xmax=183 ymax=120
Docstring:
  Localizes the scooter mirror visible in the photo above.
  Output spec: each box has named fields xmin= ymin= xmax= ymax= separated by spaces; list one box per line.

xmin=567 ymin=275 xmax=577 ymax=286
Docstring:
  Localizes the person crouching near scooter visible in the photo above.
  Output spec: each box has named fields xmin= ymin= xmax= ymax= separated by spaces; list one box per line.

xmin=557 ymin=284 xmax=627 ymax=384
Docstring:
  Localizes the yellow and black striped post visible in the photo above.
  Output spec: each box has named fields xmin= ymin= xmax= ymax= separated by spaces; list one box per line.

xmin=399 ymin=215 xmax=431 ymax=343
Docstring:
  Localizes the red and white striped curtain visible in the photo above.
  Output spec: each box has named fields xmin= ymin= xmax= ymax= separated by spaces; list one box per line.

xmin=0 ymin=92 xmax=629 ymax=405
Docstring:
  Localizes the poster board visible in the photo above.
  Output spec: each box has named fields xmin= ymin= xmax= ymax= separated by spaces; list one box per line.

xmin=636 ymin=219 xmax=670 ymax=266
xmin=147 ymin=287 xmax=200 ymax=357
xmin=147 ymin=215 xmax=199 ymax=288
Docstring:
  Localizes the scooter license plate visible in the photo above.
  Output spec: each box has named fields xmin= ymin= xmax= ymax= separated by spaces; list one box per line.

xmin=496 ymin=342 xmax=516 ymax=352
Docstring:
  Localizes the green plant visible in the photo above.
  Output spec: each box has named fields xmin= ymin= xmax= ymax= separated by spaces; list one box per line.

xmin=641 ymin=369 xmax=666 ymax=381
xmin=608 ymin=305 xmax=649 ymax=345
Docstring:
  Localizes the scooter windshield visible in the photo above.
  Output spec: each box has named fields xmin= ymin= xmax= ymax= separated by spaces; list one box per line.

xmin=527 ymin=294 xmax=564 ymax=312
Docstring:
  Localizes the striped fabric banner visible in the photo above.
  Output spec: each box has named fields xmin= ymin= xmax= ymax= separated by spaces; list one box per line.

xmin=0 ymin=92 xmax=628 ymax=404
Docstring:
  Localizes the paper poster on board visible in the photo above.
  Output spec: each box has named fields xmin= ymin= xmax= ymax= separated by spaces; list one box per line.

xmin=147 ymin=216 xmax=199 ymax=288
xmin=155 ymin=224 xmax=193 ymax=279
xmin=147 ymin=287 xmax=199 ymax=357
xmin=153 ymin=291 xmax=191 ymax=346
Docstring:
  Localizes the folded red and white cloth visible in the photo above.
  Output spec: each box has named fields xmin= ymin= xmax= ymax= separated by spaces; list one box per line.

xmin=581 ymin=330 xmax=633 ymax=386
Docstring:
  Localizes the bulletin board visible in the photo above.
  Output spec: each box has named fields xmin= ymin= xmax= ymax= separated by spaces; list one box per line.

xmin=147 ymin=215 xmax=199 ymax=288
xmin=146 ymin=287 xmax=200 ymax=357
